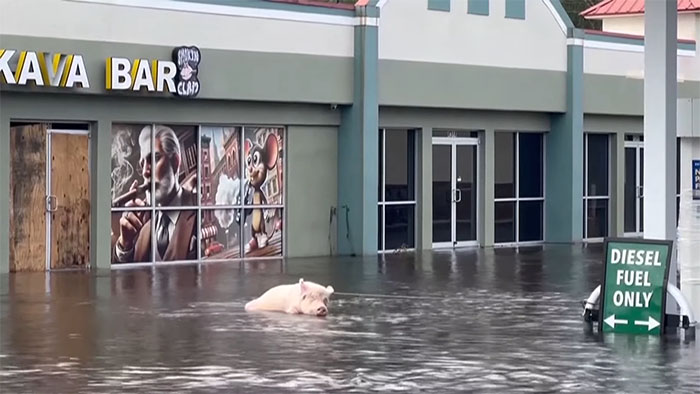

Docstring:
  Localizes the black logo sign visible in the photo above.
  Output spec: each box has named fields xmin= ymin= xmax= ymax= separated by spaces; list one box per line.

xmin=172 ymin=46 xmax=200 ymax=97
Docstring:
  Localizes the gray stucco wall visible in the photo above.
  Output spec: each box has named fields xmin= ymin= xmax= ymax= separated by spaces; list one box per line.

xmin=379 ymin=60 xmax=567 ymax=113
xmin=286 ymin=125 xmax=338 ymax=258
xmin=0 ymin=92 xmax=340 ymax=272
xmin=0 ymin=35 xmax=353 ymax=105
xmin=584 ymin=75 xmax=700 ymax=116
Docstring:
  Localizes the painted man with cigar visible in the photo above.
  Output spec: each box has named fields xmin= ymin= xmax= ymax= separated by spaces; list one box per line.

xmin=113 ymin=124 xmax=197 ymax=263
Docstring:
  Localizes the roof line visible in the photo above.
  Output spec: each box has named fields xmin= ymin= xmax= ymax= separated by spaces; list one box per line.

xmin=264 ymin=0 xmax=355 ymax=11
xmin=584 ymin=29 xmax=696 ymax=45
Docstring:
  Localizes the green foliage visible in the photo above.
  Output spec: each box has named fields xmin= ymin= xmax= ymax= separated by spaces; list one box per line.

xmin=560 ymin=0 xmax=604 ymax=29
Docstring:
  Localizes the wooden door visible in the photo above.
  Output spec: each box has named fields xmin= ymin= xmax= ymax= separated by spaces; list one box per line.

xmin=50 ymin=132 xmax=90 ymax=269
xmin=10 ymin=124 xmax=49 ymax=272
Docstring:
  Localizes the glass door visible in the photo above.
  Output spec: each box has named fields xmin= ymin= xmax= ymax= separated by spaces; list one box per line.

xmin=455 ymin=143 xmax=477 ymax=245
xmin=624 ymin=138 xmax=643 ymax=236
xmin=432 ymin=134 xmax=479 ymax=248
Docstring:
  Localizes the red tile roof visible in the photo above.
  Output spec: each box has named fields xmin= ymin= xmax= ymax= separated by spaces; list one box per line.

xmin=581 ymin=0 xmax=700 ymax=18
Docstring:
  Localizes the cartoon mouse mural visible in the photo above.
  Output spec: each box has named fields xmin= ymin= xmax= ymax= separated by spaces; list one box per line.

xmin=242 ymin=132 xmax=280 ymax=251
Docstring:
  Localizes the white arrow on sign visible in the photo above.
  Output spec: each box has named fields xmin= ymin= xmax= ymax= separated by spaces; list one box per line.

xmin=604 ymin=314 xmax=628 ymax=328
xmin=634 ymin=316 xmax=660 ymax=331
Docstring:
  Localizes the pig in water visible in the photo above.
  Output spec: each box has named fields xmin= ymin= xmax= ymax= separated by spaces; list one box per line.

xmin=244 ymin=278 xmax=335 ymax=317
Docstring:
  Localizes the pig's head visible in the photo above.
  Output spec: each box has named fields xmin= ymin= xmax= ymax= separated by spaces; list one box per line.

xmin=297 ymin=278 xmax=334 ymax=317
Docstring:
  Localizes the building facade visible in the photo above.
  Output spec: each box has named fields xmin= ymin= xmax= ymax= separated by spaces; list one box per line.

xmin=1 ymin=0 xmax=699 ymax=272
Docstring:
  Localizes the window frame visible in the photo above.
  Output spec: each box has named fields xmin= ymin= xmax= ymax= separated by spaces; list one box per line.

xmin=110 ymin=123 xmax=287 ymax=267
xmin=582 ymin=132 xmax=611 ymax=242
xmin=493 ymin=131 xmax=546 ymax=247
xmin=378 ymin=128 xmax=418 ymax=254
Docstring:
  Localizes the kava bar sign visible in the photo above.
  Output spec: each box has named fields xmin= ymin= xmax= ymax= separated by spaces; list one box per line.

xmin=1 ymin=46 xmax=200 ymax=97
xmin=598 ymin=238 xmax=673 ymax=335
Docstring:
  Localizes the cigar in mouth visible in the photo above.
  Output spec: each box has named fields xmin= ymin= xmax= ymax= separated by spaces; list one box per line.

xmin=112 ymin=181 xmax=151 ymax=207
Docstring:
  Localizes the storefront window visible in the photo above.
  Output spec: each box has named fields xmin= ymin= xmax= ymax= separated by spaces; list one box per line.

xmin=378 ymin=129 xmax=416 ymax=251
xmin=583 ymin=133 xmax=610 ymax=240
xmin=110 ymin=124 xmax=284 ymax=265
xmin=494 ymin=132 xmax=545 ymax=244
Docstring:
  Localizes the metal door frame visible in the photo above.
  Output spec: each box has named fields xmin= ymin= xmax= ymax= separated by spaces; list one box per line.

xmin=624 ymin=139 xmax=644 ymax=237
xmin=45 ymin=128 xmax=91 ymax=271
xmin=432 ymin=136 xmax=479 ymax=249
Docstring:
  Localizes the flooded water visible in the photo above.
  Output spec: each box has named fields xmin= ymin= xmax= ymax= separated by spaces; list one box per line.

xmin=1 ymin=244 xmax=698 ymax=393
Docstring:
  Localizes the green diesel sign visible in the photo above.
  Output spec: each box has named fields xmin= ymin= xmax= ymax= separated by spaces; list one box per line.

xmin=599 ymin=238 xmax=673 ymax=335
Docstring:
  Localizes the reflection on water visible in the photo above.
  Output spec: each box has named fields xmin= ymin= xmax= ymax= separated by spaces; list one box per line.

xmin=1 ymin=245 xmax=698 ymax=393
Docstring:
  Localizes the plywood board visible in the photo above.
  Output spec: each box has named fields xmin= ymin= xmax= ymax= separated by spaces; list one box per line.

xmin=50 ymin=133 xmax=90 ymax=269
xmin=10 ymin=124 xmax=48 ymax=272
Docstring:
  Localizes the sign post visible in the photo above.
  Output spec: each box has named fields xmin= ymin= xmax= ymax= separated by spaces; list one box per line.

xmin=693 ymin=159 xmax=700 ymax=200
xmin=599 ymin=238 xmax=673 ymax=335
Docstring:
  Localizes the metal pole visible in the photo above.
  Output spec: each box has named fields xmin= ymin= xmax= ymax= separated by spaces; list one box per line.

xmin=644 ymin=0 xmax=678 ymax=314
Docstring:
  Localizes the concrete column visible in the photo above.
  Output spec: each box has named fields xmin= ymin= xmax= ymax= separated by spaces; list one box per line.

xmin=337 ymin=4 xmax=379 ymax=256
xmin=482 ymin=128 xmax=495 ymax=247
xmin=643 ymin=1 xmax=678 ymax=312
xmin=610 ymin=132 xmax=625 ymax=237
xmin=417 ymin=126 xmax=433 ymax=250
xmin=90 ymin=119 xmax=113 ymax=272
xmin=0 ymin=101 xmax=9 ymax=273
xmin=546 ymin=28 xmax=584 ymax=243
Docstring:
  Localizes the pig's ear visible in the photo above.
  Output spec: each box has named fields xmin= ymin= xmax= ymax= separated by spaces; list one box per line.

xmin=299 ymin=278 xmax=308 ymax=294
xmin=326 ymin=285 xmax=334 ymax=295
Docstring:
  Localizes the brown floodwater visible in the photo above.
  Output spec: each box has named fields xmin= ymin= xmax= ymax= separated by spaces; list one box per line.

xmin=1 ymin=244 xmax=698 ymax=393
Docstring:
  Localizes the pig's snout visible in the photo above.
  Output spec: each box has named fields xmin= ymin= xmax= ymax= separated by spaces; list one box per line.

xmin=316 ymin=306 xmax=328 ymax=316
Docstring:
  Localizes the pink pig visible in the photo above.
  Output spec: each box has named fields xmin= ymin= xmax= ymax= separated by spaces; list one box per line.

xmin=244 ymin=278 xmax=335 ymax=317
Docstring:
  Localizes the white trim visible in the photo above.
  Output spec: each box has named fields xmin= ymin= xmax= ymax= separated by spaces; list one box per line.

xmin=379 ymin=201 xmax=417 ymax=206
xmin=567 ymin=38 xmax=584 ymax=47
xmin=356 ymin=16 xmax=379 ymax=27
xmin=542 ymin=0 xmax=568 ymax=35
xmin=68 ymin=0 xmax=359 ymax=26
xmin=583 ymin=39 xmax=696 ymax=57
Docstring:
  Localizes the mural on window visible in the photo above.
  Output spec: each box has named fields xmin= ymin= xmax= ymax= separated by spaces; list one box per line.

xmin=110 ymin=124 xmax=284 ymax=265
xmin=241 ymin=127 xmax=284 ymax=257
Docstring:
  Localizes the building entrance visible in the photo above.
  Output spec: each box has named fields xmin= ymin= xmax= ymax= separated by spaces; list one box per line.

xmin=432 ymin=133 xmax=479 ymax=248
xmin=624 ymin=136 xmax=644 ymax=236
xmin=10 ymin=122 xmax=91 ymax=271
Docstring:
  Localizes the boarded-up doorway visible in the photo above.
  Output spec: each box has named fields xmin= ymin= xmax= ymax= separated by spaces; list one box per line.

xmin=10 ymin=123 xmax=91 ymax=272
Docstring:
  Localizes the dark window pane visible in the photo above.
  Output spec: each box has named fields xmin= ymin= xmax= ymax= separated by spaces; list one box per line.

xmin=518 ymin=200 xmax=543 ymax=242
xmin=432 ymin=145 xmax=452 ymax=243
xmin=624 ymin=148 xmax=636 ymax=233
xmin=586 ymin=199 xmax=608 ymax=238
xmin=495 ymin=132 xmax=516 ymax=198
xmin=586 ymin=134 xmax=609 ymax=197
xmin=433 ymin=130 xmax=451 ymax=137
xmin=385 ymin=130 xmax=415 ymax=201
xmin=518 ymin=133 xmax=543 ymax=198
xmin=495 ymin=201 xmax=516 ymax=243
xmin=378 ymin=205 xmax=383 ymax=250
xmin=456 ymin=130 xmax=478 ymax=138
xmin=384 ymin=204 xmax=415 ymax=250
xmin=677 ymin=137 xmax=681 ymax=195
xmin=378 ymin=130 xmax=383 ymax=201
